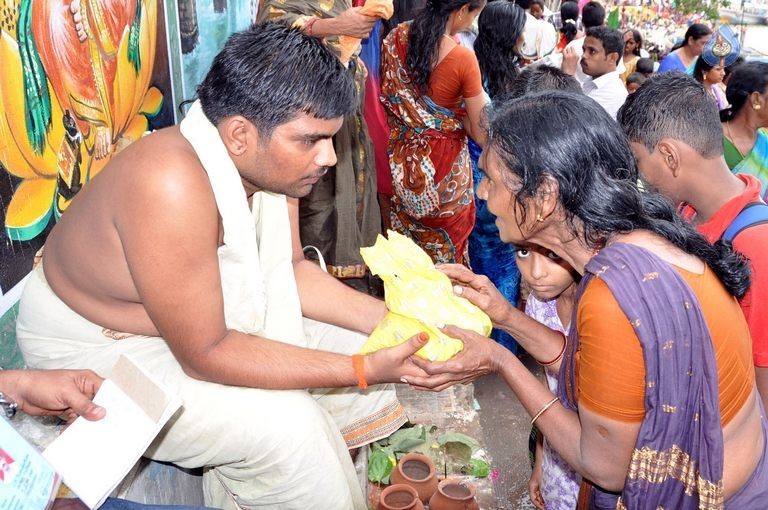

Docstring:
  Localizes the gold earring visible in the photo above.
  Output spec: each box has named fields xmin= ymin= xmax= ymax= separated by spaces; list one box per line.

xmin=754 ymin=104 xmax=762 ymax=110
xmin=536 ymin=213 xmax=544 ymax=222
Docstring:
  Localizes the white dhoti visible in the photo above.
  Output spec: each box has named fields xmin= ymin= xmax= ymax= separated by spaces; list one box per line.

xmin=17 ymin=264 xmax=406 ymax=509
xmin=16 ymin=101 xmax=407 ymax=509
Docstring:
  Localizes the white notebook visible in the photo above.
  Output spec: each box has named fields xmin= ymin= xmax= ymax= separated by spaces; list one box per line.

xmin=43 ymin=355 xmax=182 ymax=509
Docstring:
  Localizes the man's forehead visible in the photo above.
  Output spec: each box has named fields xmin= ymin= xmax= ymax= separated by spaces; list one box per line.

xmin=279 ymin=113 xmax=344 ymax=135
xmin=583 ymin=37 xmax=602 ymax=51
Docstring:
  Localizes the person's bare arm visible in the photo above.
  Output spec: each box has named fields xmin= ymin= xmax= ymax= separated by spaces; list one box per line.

xmin=310 ymin=7 xmax=377 ymax=39
xmin=463 ymin=93 xmax=489 ymax=148
xmin=405 ymin=328 xmax=638 ymax=491
xmin=288 ymin=197 xmax=387 ymax=335
xmin=495 ymin=355 xmax=638 ymax=491
xmin=116 ymin=155 xmax=414 ymax=389
xmin=0 ymin=369 xmax=105 ymax=422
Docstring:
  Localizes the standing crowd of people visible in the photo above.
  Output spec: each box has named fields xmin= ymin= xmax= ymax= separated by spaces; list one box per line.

xmin=4 ymin=0 xmax=768 ymax=509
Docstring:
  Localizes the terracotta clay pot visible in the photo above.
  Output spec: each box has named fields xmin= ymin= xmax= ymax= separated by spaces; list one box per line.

xmin=428 ymin=479 xmax=480 ymax=510
xmin=390 ymin=452 xmax=438 ymax=503
xmin=376 ymin=484 xmax=425 ymax=510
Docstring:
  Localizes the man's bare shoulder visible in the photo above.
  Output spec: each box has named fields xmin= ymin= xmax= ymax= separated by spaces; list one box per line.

xmin=120 ymin=127 xmax=207 ymax=182
xmin=110 ymin=126 xmax=216 ymax=213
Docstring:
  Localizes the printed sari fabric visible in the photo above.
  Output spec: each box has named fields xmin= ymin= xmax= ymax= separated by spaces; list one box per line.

xmin=725 ymin=128 xmax=768 ymax=200
xmin=380 ymin=23 xmax=475 ymax=264
xmin=558 ymin=243 xmax=725 ymax=509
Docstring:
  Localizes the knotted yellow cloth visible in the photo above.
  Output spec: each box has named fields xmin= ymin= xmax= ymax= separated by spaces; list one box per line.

xmin=359 ymin=231 xmax=492 ymax=361
xmin=338 ymin=0 xmax=394 ymax=65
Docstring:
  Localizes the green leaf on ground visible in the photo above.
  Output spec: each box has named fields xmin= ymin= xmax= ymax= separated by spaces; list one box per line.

xmin=461 ymin=458 xmax=490 ymax=477
xmin=368 ymin=445 xmax=396 ymax=483
xmin=437 ymin=432 xmax=480 ymax=453
xmin=388 ymin=424 xmax=427 ymax=452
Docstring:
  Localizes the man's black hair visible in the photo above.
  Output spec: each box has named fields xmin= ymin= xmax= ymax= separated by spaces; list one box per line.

xmin=585 ymin=26 xmax=624 ymax=63
xmin=197 ymin=23 xmax=355 ymax=137
xmin=503 ymin=65 xmax=582 ymax=100
xmin=636 ymin=57 xmax=654 ymax=75
xmin=617 ymin=71 xmax=722 ymax=158
xmin=581 ymin=1 xmax=606 ymax=29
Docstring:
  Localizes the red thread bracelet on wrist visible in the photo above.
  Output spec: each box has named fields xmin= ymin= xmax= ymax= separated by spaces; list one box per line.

xmin=351 ymin=354 xmax=368 ymax=390
xmin=304 ymin=17 xmax=320 ymax=37
xmin=537 ymin=332 xmax=567 ymax=367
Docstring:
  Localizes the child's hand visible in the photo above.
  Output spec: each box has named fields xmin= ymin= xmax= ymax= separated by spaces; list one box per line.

xmin=529 ymin=437 xmax=546 ymax=509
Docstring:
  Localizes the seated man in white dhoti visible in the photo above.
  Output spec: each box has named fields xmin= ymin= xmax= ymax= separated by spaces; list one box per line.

xmin=15 ymin=23 xmax=431 ymax=510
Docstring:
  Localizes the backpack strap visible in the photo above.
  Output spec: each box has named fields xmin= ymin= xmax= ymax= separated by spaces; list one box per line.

xmin=722 ymin=202 xmax=768 ymax=243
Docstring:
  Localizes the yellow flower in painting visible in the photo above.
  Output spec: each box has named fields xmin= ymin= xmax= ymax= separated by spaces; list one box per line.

xmin=0 ymin=0 xmax=163 ymax=242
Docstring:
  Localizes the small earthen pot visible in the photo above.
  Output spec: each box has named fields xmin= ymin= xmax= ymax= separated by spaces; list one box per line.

xmin=428 ymin=479 xmax=480 ymax=510
xmin=390 ymin=452 xmax=439 ymax=503
xmin=377 ymin=484 xmax=425 ymax=510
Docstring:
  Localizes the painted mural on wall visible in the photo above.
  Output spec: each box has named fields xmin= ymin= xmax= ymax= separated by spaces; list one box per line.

xmin=0 ymin=0 xmax=260 ymax=367
xmin=0 ymin=0 xmax=163 ymax=242
xmin=0 ymin=0 xmax=170 ymax=366
xmin=173 ymin=0 xmax=257 ymax=104
xmin=0 ymin=0 xmax=164 ymax=296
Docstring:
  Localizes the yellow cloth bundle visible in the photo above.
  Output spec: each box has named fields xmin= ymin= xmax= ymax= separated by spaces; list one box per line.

xmin=359 ymin=231 xmax=492 ymax=361
xmin=338 ymin=0 xmax=394 ymax=66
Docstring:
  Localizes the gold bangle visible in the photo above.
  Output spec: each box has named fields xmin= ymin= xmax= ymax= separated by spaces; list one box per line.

xmin=530 ymin=396 xmax=559 ymax=426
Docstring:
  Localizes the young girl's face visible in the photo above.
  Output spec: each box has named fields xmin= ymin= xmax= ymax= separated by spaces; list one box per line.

xmin=515 ymin=243 xmax=576 ymax=301
xmin=703 ymin=65 xmax=725 ymax=85
xmin=530 ymin=3 xmax=544 ymax=19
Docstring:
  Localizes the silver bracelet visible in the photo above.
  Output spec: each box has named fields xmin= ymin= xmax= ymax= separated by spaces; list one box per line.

xmin=0 ymin=392 xmax=18 ymax=420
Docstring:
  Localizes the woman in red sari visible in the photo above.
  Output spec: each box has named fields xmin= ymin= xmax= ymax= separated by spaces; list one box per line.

xmin=380 ymin=0 xmax=487 ymax=264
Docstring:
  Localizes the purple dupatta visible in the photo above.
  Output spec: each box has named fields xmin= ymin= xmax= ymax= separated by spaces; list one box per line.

xmin=558 ymin=243 xmax=725 ymax=509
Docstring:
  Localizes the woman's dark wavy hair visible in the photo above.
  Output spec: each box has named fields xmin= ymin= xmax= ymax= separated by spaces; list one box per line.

xmin=197 ymin=23 xmax=355 ymax=138
xmin=625 ymin=29 xmax=642 ymax=56
xmin=488 ymin=90 xmax=750 ymax=298
xmin=407 ymin=0 xmax=485 ymax=92
xmin=670 ymin=23 xmax=711 ymax=51
xmin=383 ymin=0 xmax=426 ymax=38
xmin=474 ymin=1 xmax=526 ymax=98
xmin=559 ymin=1 xmax=579 ymax=44
xmin=692 ymin=55 xmax=715 ymax=84
xmin=721 ymin=61 xmax=768 ymax=121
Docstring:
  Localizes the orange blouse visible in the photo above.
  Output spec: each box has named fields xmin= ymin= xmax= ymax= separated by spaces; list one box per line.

xmin=426 ymin=46 xmax=483 ymax=111
xmin=576 ymin=265 xmax=754 ymax=426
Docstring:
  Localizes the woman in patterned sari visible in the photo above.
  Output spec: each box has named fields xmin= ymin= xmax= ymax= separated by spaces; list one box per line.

xmin=380 ymin=0 xmax=487 ymax=264
xmin=721 ymin=61 xmax=768 ymax=198
xmin=405 ymin=91 xmax=768 ymax=508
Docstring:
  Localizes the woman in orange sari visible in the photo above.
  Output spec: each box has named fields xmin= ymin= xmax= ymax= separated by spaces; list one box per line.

xmin=380 ymin=0 xmax=487 ymax=264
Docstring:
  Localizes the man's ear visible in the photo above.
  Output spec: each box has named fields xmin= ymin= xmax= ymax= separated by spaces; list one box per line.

xmin=608 ymin=51 xmax=620 ymax=66
xmin=218 ymin=116 xmax=254 ymax=157
xmin=657 ymin=139 xmax=681 ymax=177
